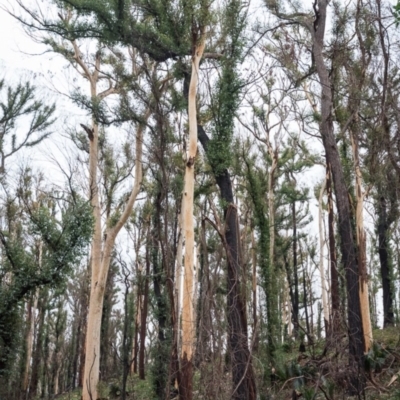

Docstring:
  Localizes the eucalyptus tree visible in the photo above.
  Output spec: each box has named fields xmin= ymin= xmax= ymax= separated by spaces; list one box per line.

xmin=11 ymin=6 xmax=159 ymax=399
xmin=372 ymin=0 xmax=400 ymax=327
xmin=194 ymin=1 xmax=257 ymax=398
xmin=264 ymin=0 xmax=365 ymax=393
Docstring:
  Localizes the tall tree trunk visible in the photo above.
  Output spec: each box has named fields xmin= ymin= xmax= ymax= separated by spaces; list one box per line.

xmin=72 ymin=309 xmax=81 ymax=389
xmin=199 ymin=127 xmax=257 ymax=400
xmin=179 ymin=39 xmax=205 ymax=400
xmin=139 ymin=226 xmax=150 ymax=380
xmin=152 ymin=189 xmax=169 ymax=400
xmin=132 ymin=282 xmax=141 ymax=375
xmin=78 ymin=278 xmax=89 ymax=389
xmin=318 ymin=179 xmax=330 ymax=333
xmin=268 ymin=149 xmax=279 ymax=356
xmin=175 ymin=204 xmax=184 ymax=362
xmin=21 ymin=293 xmax=37 ymax=395
xmin=303 ymin=265 xmax=311 ymax=338
xmin=251 ymin=230 xmax=259 ymax=349
xmin=29 ymin=289 xmax=47 ymax=399
xmin=326 ymin=165 xmax=340 ymax=332
xmin=82 ymin=110 xmax=147 ymax=400
xmin=195 ymin=216 xmax=212 ymax=365
xmin=292 ymin=202 xmax=300 ymax=337
xmin=378 ymin=196 xmax=394 ymax=326
xmin=70 ymin=43 xmax=148 ymax=400
xmin=350 ymin=123 xmax=373 ymax=352
xmin=312 ymin=1 xmax=365 ymax=393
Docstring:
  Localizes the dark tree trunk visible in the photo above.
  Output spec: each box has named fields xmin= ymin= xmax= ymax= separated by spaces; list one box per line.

xmin=72 ymin=315 xmax=81 ymax=389
xmin=100 ymin=264 xmax=116 ymax=381
xmin=195 ymin=217 xmax=212 ymax=365
xmin=292 ymin=202 xmax=300 ymax=337
xmin=139 ymin=227 xmax=150 ymax=380
xmin=152 ymin=190 xmax=169 ymax=400
xmin=303 ymin=267 xmax=311 ymax=338
xmin=199 ymin=126 xmax=256 ymax=400
xmin=133 ymin=289 xmax=140 ymax=375
xmin=121 ymin=275 xmax=134 ymax=400
xmin=378 ymin=196 xmax=394 ymax=326
xmin=78 ymin=268 xmax=89 ymax=389
xmin=313 ymin=1 xmax=365 ymax=394
xmin=327 ymin=165 xmax=340 ymax=332
xmin=283 ymin=256 xmax=298 ymax=336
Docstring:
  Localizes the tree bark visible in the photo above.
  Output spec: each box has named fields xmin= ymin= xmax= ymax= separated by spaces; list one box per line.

xmin=312 ymin=1 xmax=365 ymax=393
xmin=199 ymin=126 xmax=256 ymax=400
xmin=292 ymin=202 xmax=300 ymax=337
xmin=326 ymin=165 xmax=340 ymax=332
xmin=82 ymin=108 xmax=147 ymax=400
xmin=179 ymin=39 xmax=205 ymax=400
xmin=350 ymin=122 xmax=373 ymax=352
xmin=318 ymin=179 xmax=330 ymax=333
xmin=139 ymin=223 xmax=151 ymax=380
xmin=29 ymin=289 xmax=47 ymax=399
xmin=21 ymin=293 xmax=37 ymax=395
xmin=378 ymin=196 xmax=394 ymax=326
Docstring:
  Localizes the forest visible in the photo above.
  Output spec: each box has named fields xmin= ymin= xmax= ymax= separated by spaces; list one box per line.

xmin=1 ymin=0 xmax=400 ymax=399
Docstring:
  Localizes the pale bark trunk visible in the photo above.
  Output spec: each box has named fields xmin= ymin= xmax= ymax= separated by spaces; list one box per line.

xmin=53 ymin=361 xmax=61 ymax=395
xmin=251 ymin=230 xmax=258 ymax=347
xmin=22 ymin=243 xmax=41 ymax=394
xmin=268 ymin=151 xmax=278 ymax=353
xmin=180 ymin=40 xmax=205 ymax=400
xmin=350 ymin=127 xmax=373 ymax=352
xmin=318 ymin=179 xmax=330 ymax=332
xmin=21 ymin=294 xmax=37 ymax=393
xmin=82 ymin=105 xmax=148 ymax=400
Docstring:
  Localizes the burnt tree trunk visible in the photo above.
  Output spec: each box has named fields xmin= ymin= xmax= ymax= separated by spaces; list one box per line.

xmin=292 ymin=202 xmax=300 ymax=337
xmin=199 ymin=126 xmax=256 ymax=400
xmin=139 ymin=225 xmax=151 ymax=379
xmin=152 ymin=189 xmax=169 ymax=400
xmin=312 ymin=1 xmax=365 ymax=394
xmin=327 ymin=165 xmax=340 ymax=333
xmin=378 ymin=196 xmax=394 ymax=327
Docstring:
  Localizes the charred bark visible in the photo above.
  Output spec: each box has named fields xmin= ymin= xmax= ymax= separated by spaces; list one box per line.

xmin=378 ymin=196 xmax=394 ymax=326
xmin=292 ymin=202 xmax=300 ymax=337
xmin=198 ymin=125 xmax=256 ymax=400
xmin=152 ymin=190 xmax=169 ymax=400
xmin=327 ymin=165 xmax=340 ymax=332
xmin=139 ymin=227 xmax=150 ymax=379
xmin=312 ymin=1 xmax=365 ymax=394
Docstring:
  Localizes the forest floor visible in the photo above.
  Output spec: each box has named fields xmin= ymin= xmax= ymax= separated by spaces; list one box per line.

xmin=266 ymin=326 xmax=400 ymax=399
xmin=54 ymin=327 xmax=400 ymax=400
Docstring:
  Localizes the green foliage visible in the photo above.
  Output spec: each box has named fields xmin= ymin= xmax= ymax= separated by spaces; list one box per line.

xmin=0 ymin=183 xmax=93 ymax=376
xmin=365 ymin=342 xmax=387 ymax=373
xmin=207 ymin=0 xmax=246 ymax=176
xmin=394 ymin=2 xmax=400 ymax=26
xmin=245 ymin=157 xmax=278 ymax=364
xmin=52 ymin=0 xmax=209 ymax=61
xmin=0 ymin=78 xmax=55 ymax=172
xmin=374 ymin=327 xmax=400 ymax=350
xmin=96 ymin=380 xmax=110 ymax=398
